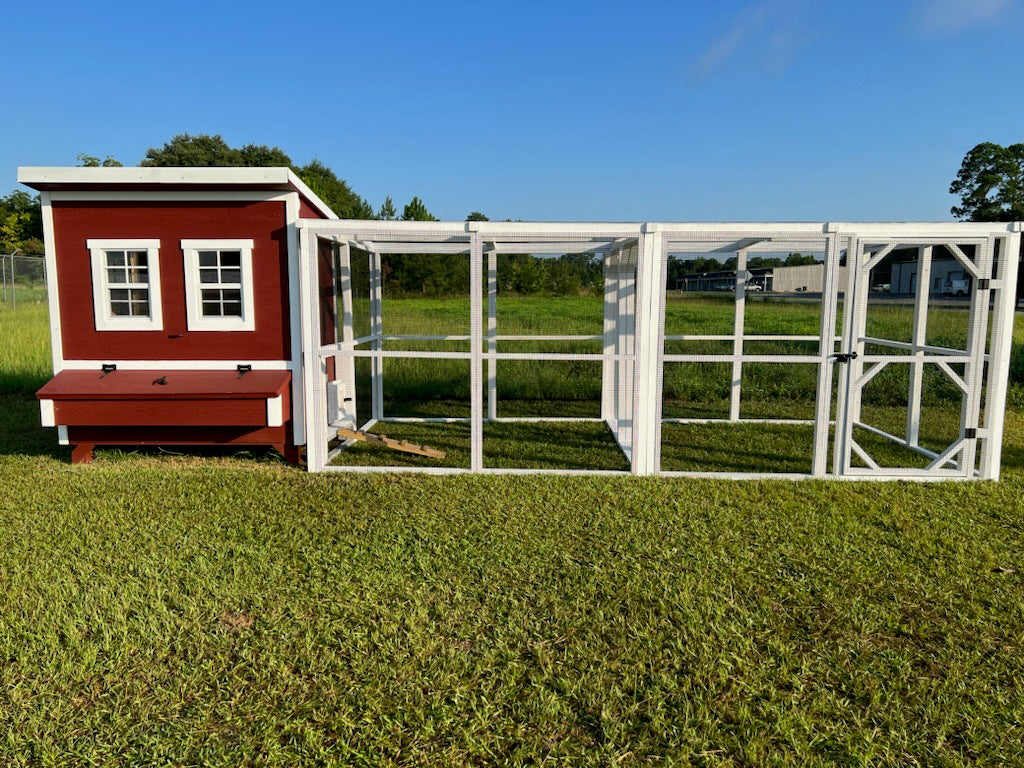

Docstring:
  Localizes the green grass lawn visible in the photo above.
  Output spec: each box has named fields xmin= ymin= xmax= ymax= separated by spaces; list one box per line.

xmin=3 ymin=292 xmax=1024 ymax=764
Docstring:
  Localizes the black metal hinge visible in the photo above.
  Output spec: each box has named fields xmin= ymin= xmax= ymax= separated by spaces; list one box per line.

xmin=100 ymin=363 xmax=117 ymax=376
xmin=964 ymin=428 xmax=977 ymax=439
xmin=831 ymin=352 xmax=859 ymax=363
xmin=237 ymin=364 xmax=252 ymax=376
xmin=978 ymin=279 xmax=990 ymax=290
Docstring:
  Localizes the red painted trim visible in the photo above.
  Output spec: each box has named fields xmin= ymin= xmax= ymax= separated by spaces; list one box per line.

xmin=38 ymin=370 xmax=290 ymax=400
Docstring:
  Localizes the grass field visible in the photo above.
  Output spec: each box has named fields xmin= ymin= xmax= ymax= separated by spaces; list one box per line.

xmin=3 ymin=290 xmax=1024 ymax=765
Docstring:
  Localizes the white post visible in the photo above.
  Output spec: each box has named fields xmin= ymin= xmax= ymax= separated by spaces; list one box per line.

xmin=299 ymin=231 xmax=326 ymax=471
xmin=601 ymin=250 xmax=618 ymax=423
xmin=632 ymin=225 xmax=664 ymax=475
xmin=833 ymin=235 xmax=863 ymax=475
xmin=337 ymin=244 xmax=356 ymax=428
xmin=980 ymin=231 xmax=1022 ymax=479
xmin=470 ymin=233 xmax=484 ymax=471
xmin=369 ymin=250 xmax=384 ymax=421
xmin=811 ymin=233 xmax=840 ymax=476
xmin=487 ymin=246 xmax=497 ymax=421
xmin=730 ymin=249 xmax=747 ymax=421
xmin=906 ymin=245 xmax=932 ymax=447
xmin=959 ymin=237 xmax=995 ymax=475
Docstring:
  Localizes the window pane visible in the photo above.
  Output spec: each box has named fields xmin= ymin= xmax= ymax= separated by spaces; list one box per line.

xmin=202 ymin=302 xmax=222 ymax=317
xmin=198 ymin=251 xmax=218 ymax=267
xmin=222 ymin=289 xmax=241 ymax=303
xmin=106 ymin=251 xmax=125 ymax=266
xmin=126 ymin=251 xmax=148 ymax=267
xmin=130 ymin=301 xmax=150 ymax=317
xmin=107 ymin=268 xmax=127 ymax=284
xmin=109 ymin=288 xmax=129 ymax=301
xmin=220 ymin=251 xmax=241 ymax=266
xmin=130 ymin=289 xmax=149 ymax=302
xmin=199 ymin=268 xmax=218 ymax=284
xmin=128 ymin=267 xmax=148 ymax=283
xmin=221 ymin=268 xmax=241 ymax=284
xmin=201 ymin=289 xmax=222 ymax=303
xmin=110 ymin=301 xmax=130 ymax=316
xmin=222 ymin=301 xmax=242 ymax=317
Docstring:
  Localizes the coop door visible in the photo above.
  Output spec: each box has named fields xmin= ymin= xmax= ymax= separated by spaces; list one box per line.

xmin=834 ymin=237 xmax=994 ymax=478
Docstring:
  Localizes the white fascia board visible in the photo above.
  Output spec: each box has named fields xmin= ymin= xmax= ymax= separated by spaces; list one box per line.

xmin=19 ymin=166 xmax=294 ymax=186
xmin=284 ymin=169 xmax=338 ymax=220
xmin=17 ymin=166 xmax=339 ymax=220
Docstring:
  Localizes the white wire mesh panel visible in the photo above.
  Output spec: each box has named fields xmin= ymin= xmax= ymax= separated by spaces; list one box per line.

xmin=658 ymin=231 xmax=837 ymax=475
xmin=480 ymin=233 xmax=637 ymax=471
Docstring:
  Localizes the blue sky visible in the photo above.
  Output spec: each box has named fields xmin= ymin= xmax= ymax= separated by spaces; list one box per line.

xmin=3 ymin=0 xmax=1022 ymax=221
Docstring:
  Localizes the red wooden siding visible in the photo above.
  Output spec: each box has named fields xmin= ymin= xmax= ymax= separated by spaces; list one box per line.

xmin=52 ymin=201 xmax=291 ymax=361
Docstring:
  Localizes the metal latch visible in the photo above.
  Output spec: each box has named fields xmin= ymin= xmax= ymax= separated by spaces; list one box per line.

xmin=964 ymin=428 xmax=977 ymax=439
xmin=237 ymin=364 xmax=252 ymax=376
xmin=831 ymin=352 xmax=858 ymax=363
xmin=100 ymin=363 xmax=117 ymax=376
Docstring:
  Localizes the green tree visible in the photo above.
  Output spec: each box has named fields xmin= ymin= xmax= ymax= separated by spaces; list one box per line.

xmin=378 ymin=196 xmax=397 ymax=221
xmin=0 ymin=190 xmax=43 ymax=253
xmin=77 ymin=153 xmax=122 ymax=167
xmin=141 ymin=134 xmax=243 ymax=166
xmin=784 ymin=252 xmax=817 ymax=266
xmin=237 ymin=143 xmax=293 ymax=167
xmin=402 ymin=197 xmax=437 ymax=221
xmin=295 ymin=159 xmax=374 ymax=219
xmin=466 ymin=211 xmax=489 ymax=221
xmin=949 ymin=142 xmax=1024 ymax=221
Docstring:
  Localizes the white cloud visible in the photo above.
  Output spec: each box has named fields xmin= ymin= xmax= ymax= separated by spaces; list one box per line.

xmin=689 ymin=0 xmax=811 ymax=82
xmin=918 ymin=0 xmax=1013 ymax=32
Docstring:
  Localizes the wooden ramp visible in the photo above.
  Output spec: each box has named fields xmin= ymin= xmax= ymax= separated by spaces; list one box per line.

xmin=335 ymin=427 xmax=446 ymax=460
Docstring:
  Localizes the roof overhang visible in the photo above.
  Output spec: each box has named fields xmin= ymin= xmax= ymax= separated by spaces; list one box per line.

xmin=17 ymin=166 xmax=338 ymax=219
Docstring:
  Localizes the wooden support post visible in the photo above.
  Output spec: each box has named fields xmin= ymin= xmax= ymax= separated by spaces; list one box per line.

xmin=70 ymin=443 xmax=94 ymax=464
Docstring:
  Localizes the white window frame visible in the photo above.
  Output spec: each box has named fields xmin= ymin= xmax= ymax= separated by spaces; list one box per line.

xmin=87 ymin=239 xmax=163 ymax=331
xmin=181 ymin=239 xmax=256 ymax=331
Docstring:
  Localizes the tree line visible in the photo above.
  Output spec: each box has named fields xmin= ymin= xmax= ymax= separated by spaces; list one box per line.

xmin=4 ymin=137 xmax=1023 ymax=297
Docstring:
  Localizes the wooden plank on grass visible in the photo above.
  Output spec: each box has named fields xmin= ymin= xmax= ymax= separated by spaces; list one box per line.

xmin=335 ymin=427 xmax=446 ymax=459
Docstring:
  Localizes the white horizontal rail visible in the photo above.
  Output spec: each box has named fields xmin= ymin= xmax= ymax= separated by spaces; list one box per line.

xmin=662 ymin=417 xmax=817 ymax=425
xmin=662 ymin=354 xmax=823 ymax=364
xmin=664 ymin=334 xmax=820 ymax=342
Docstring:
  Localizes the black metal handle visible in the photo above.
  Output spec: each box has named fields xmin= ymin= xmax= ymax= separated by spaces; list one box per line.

xmin=831 ymin=352 xmax=858 ymax=363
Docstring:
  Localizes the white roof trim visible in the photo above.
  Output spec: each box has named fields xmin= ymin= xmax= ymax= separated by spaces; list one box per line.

xmin=17 ymin=166 xmax=338 ymax=220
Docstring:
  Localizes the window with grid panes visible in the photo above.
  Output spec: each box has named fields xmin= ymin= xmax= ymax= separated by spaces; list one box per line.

xmin=87 ymin=239 xmax=163 ymax=331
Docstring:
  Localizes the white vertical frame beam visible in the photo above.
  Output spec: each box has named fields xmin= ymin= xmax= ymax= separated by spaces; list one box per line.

xmin=811 ymin=233 xmax=840 ymax=476
xmin=39 ymin=192 xmax=64 ymax=374
xmin=601 ymin=251 xmax=618 ymax=423
xmin=299 ymin=232 xmax=327 ymax=471
xmin=730 ymin=249 xmax=747 ymax=421
xmin=337 ymin=243 xmax=357 ymax=428
xmin=633 ymin=226 xmax=664 ymax=475
xmin=470 ymin=233 xmax=484 ymax=471
xmin=486 ymin=245 xmax=498 ymax=421
xmin=617 ymin=248 xmax=636 ymax=455
xmin=834 ymin=235 xmax=863 ymax=475
xmin=958 ymin=237 xmax=994 ymax=475
xmin=906 ymin=245 xmax=933 ymax=447
xmin=285 ymin=194 xmax=306 ymax=445
xmin=980 ymin=231 xmax=1022 ymax=479
xmin=369 ymin=250 xmax=384 ymax=421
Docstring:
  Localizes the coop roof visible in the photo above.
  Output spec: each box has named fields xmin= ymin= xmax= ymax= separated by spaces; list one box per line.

xmin=17 ymin=166 xmax=338 ymax=219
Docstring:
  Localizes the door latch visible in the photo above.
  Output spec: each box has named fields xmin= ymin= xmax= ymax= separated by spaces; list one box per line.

xmin=831 ymin=352 xmax=858 ymax=363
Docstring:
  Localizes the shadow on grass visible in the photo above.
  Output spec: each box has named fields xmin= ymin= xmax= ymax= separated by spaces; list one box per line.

xmin=0 ymin=392 xmax=293 ymax=466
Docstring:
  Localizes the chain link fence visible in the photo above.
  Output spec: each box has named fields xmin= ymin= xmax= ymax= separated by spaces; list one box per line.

xmin=1 ymin=252 xmax=47 ymax=308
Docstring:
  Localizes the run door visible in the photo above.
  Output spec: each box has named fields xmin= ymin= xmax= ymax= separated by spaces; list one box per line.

xmin=834 ymin=235 xmax=996 ymax=479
